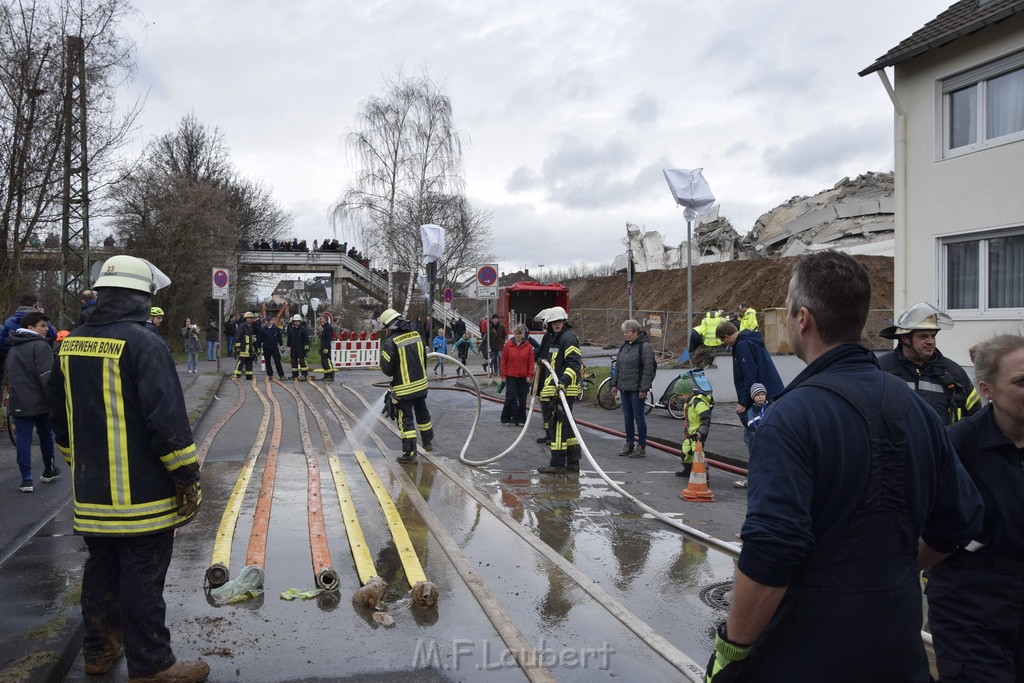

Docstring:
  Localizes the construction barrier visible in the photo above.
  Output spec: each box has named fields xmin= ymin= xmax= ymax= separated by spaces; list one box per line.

xmin=331 ymin=339 xmax=380 ymax=369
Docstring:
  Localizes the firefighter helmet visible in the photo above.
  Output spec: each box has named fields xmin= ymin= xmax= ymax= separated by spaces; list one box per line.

xmin=94 ymin=255 xmax=171 ymax=294
xmin=291 ymin=314 xmax=303 ymax=322
xmin=243 ymin=311 xmax=255 ymax=319
xmin=378 ymin=308 xmax=401 ymax=327
xmin=546 ymin=306 xmax=568 ymax=324
xmin=879 ymin=302 xmax=953 ymax=339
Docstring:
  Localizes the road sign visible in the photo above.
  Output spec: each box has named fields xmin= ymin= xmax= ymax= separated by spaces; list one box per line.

xmin=476 ymin=264 xmax=498 ymax=300
xmin=212 ymin=268 xmax=230 ymax=300
xmin=443 ymin=287 xmax=453 ymax=303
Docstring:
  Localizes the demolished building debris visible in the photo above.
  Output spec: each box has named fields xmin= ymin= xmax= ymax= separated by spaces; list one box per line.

xmin=615 ymin=171 xmax=895 ymax=273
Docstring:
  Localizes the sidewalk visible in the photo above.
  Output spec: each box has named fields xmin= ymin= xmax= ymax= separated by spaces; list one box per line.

xmin=0 ymin=361 xmax=224 ymax=683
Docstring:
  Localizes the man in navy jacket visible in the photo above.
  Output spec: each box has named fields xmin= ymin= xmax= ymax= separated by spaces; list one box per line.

xmin=706 ymin=251 xmax=984 ymax=683
xmin=716 ymin=321 xmax=784 ymax=426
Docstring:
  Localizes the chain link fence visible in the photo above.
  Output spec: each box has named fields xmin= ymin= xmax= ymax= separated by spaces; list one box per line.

xmin=570 ymin=308 xmax=895 ymax=356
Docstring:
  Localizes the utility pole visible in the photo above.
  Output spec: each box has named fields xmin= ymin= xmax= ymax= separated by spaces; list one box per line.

xmin=626 ymin=223 xmax=635 ymax=320
xmin=61 ymin=35 xmax=90 ymax=330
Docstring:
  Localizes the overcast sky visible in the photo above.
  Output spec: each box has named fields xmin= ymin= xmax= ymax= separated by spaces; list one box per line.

xmin=118 ymin=0 xmax=945 ymax=274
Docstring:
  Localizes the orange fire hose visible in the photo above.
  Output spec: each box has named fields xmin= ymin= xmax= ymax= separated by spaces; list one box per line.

xmin=272 ymin=379 xmax=339 ymax=590
xmin=245 ymin=376 xmax=284 ymax=569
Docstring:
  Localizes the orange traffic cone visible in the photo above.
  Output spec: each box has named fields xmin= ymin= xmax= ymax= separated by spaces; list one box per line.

xmin=681 ymin=441 xmax=715 ymax=502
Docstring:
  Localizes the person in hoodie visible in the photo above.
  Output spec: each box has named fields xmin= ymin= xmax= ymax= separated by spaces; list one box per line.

xmin=610 ymin=319 xmax=656 ymax=458
xmin=0 ymin=292 xmax=56 ymax=388
xmin=715 ymin=320 xmax=784 ymax=429
xmin=7 ymin=311 xmax=60 ymax=492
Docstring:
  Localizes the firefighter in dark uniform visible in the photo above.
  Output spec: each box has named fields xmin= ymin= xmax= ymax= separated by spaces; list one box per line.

xmin=319 ymin=313 xmax=335 ymax=381
xmin=233 ymin=311 xmax=258 ymax=379
xmin=533 ymin=308 xmax=556 ymax=445
xmin=46 ymin=255 xmax=209 ymax=682
xmin=378 ymin=308 xmax=433 ymax=463
xmin=878 ymin=302 xmax=980 ymax=425
xmin=537 ymin=306 xmax=583 ymax=474
xmin=286 ymin=313 xmax=311 ymax=380
xmin=257 ymin=317 xmax=285 ymax=378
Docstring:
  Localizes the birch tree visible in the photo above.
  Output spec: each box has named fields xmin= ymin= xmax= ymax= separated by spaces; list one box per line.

xmin=334 ymin=70 xmax=488 ymax=315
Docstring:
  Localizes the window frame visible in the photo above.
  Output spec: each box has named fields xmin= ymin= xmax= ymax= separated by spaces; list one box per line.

xmin=939 ymin=225 xmax=1024 ymax=318
xmin=940 ymin=48 xmax=1024 ymax=158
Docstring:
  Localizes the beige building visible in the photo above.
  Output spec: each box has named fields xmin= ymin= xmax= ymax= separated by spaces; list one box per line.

xmin=861 ymin=0 xmax=1024 ymax=363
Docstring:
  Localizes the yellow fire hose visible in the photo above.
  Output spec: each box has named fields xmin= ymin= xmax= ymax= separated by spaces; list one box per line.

xmin=206 ymin=379 xmax=272 ymax=587
xmin=308 ymin=380 xmax=437 ymax=608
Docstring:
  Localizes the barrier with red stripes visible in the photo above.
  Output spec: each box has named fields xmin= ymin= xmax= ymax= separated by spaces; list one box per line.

xmin=331 ymin=339 xmax=380 ymax=368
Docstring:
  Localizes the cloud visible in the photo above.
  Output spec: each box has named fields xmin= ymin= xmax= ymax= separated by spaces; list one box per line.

xmin=627 ymin=93 xmax=660 ymax=125
xmin=762 ymin=119 xmax=891 ymax=177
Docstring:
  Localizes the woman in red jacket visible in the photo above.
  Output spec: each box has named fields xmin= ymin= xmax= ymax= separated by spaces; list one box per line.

xmin=500 ymin=325 xmax=535 ymax=426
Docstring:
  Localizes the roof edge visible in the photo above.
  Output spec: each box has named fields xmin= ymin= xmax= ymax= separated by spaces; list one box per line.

xmin=859 ymin=2 xmax=1024 ymax=77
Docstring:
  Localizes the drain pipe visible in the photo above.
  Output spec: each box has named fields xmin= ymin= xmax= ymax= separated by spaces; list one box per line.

xmin=877 ymin=68 xmax=908 ymax=312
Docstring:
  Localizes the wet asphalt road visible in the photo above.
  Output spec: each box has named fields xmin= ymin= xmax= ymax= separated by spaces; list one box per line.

xmin=57 ymin=368 xmax=749 ymax=682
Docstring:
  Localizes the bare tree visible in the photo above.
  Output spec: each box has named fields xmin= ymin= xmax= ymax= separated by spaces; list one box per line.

xmin=333 ymin=70 xmax=484 ymax=315
xmin=0 ymin=0 xmax=140 ymax=312
xmin=110 ymin=114 xmax=291 ymax=326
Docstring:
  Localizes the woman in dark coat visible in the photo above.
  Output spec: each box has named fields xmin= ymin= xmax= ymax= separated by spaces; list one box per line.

xmin=611 ymin=319 xmax=656 ymax=458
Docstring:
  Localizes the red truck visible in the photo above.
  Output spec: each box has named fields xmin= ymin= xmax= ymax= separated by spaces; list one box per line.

xmin=495 ymin=281 xmax=570 ymax=334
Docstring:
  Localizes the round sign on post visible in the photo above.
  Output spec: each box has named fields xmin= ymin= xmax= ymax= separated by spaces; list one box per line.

xmin=211 ymin=268 xmax=230 ymax=300
xmin=477 ymin=266 xmax=497 ymax=286
xmin=443 ymin=287 xmax=453 ymax=303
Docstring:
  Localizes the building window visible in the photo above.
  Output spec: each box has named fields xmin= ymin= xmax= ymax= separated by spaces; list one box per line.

xmin=943 ymin=50 xmax=1024 ymax=155
xmin=943 ymin=230 xmax=1024 ymax=311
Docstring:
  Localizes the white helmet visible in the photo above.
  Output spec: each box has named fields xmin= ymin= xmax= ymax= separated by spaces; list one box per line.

xmin=378 ymin=308 xmax=401 ymax=327
xmin=534 ymin=308 xmax=551 ymax=324
xmin=546 ymin=306 xmax=568 ymax=324
xmin=291 ymin=314 xmax=303 ymax=322
xmin=94 ymin=255 xmax=171 ymax=294
xmin=879 ymin=302 xmax=953 ymax=339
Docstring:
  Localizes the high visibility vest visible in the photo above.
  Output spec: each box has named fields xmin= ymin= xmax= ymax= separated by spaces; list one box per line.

xmin=699 ymin=313 xmax=723 ymax=346
xmin=740 ymin=307 xmax=759 ymax=332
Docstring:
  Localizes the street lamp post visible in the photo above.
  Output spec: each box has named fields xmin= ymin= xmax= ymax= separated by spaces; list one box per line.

xmin=662 ymin=169 xmax=715 ymax=346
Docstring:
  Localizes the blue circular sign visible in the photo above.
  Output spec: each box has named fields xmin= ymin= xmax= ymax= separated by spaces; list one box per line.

xmin=213 ymin=269 xmax=228 ymax=287
xmin=478 ymin=266 xmax=497 ymax=286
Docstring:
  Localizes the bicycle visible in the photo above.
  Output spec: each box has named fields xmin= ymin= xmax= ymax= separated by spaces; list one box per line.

xmin=2 ymin=379 xmax=15 ymax=446
xmin=596 ymin=357 xmax=654 ymax=414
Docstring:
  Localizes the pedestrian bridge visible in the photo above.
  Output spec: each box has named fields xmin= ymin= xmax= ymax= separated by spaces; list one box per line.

xmin=237 ymin=250 xmax=478 ymax=334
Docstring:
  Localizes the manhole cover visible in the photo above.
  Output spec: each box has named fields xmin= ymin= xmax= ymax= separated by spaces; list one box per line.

xmin=699 ymin=580 xmax=733 ymax=610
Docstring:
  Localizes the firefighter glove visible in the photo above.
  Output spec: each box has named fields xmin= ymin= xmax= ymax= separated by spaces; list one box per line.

xmin=381 ymin=391 xmax=398 ymax=421
xmin=705 ymin=623 xmax=751 ymax=683
xmin=689 ymin=433 xmax=702 ymax=443
xmin=175 ymin=481 xmax=201 ymax=517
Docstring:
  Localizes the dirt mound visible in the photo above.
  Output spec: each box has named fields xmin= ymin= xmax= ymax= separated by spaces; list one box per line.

xmin=565 ymin=255 xmax=894 ymax=349
xmin=568 ymin=255 xmax=892 ymax=313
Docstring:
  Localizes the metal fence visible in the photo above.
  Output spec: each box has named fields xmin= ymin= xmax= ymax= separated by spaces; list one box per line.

xmin=570 ymin=308 xmax=895 ymax=356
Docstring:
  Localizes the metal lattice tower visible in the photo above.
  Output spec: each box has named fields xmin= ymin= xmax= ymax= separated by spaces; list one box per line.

xmin=60 ymin=35 xmax=90 ymax=329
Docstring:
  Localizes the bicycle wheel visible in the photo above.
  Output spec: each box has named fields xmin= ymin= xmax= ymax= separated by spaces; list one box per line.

xmin=596 ymin=378 xmax=620 ymax=410
xmin=666 ymin=393 xmax=686 ymax=419
xmin=644 ymin=393 xmax=654 ymax=415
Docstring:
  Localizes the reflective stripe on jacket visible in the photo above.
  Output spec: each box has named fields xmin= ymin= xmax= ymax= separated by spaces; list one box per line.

xmin=48 ymin=322 xmax=199 ymax=536
xmin=380 ymin=326 xmax=428 ymax=399
xmin=542 ymin=325 xmax=582 ymax=398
